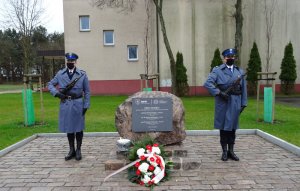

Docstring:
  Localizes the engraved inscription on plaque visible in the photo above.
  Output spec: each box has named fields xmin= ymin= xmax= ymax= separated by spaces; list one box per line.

xmin=132 ymin=98 xmax=173 ymax=132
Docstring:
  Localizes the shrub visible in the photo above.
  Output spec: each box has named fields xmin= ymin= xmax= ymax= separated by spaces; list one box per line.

xmin=246 ymin=42 xmax=262 ymax=95
xmin=210 ymin=48 xmax=223 ymax=72
xmin=279 ymin=42 xmax=297 ymax=94
xmin=176 ymin=52 xmax=189 ymax=97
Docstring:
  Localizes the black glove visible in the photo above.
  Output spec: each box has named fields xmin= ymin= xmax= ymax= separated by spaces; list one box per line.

xmin=55 ymin=92 xmax=67 ymax=99
xmin=218 ymin=91 xmax=229 ymax=101
xmin=240 ymin=105 xmax=246 ymax=114
xmin=82 ymin=108 xmax=87 ymax=116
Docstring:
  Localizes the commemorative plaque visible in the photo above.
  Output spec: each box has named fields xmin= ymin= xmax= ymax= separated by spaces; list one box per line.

xmin=132 ymin=98 xmax=173 ymax=132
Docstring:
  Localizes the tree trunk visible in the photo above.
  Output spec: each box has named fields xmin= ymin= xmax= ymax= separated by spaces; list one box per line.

xmin=20 ymin=36 xmax=32 ymax=74
xmin=234 ymin=0 xmax=243 ymax=66
xmin=153 ymin=0 xmax=177 ymax=95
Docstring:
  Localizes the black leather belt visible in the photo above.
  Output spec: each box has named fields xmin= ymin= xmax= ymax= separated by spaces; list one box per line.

xmin=230 ymin=92 xmax=242 ymax=95
xmin=65 ymin=95 xmax=83 ymax=100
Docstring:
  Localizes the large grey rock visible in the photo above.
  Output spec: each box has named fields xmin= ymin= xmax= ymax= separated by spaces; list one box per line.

xmin=115 ymin=91 xmax=186 ymax=145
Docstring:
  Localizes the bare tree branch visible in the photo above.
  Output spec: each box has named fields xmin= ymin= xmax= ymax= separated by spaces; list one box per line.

xmin=144 ymin=0 xmax=152 ymax=76
xmin=153 ymin=0 xmax=177 ymax=94
xmin=91 ymin=0 xmax=136 ymax=12
xmin=263 ymin=0 xmax=277 ymax=72
xmin=3 ymin=0 xmax=45 ymax=74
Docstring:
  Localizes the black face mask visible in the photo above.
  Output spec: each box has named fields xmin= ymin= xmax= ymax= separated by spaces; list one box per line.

xmin=226 ymin=59 xmax=235 ymax=66
xmin=67 ymin=62 xmax=75 ymax=69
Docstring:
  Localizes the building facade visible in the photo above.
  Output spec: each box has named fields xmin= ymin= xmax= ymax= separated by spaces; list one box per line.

xmin=63 ymin=0 xmax=300 ymax=95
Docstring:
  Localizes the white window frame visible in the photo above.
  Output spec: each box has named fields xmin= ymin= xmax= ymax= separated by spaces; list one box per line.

xmin=103 ymin=30 xmax=114 ymax=46
xmin=79 ymin=15 xmax=90 ymax=31
xmin=127 ymin=45 xmax=138 ymax=61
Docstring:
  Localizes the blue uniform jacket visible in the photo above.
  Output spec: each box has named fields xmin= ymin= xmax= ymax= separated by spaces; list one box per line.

xmin=204 ymin=64 xmax=247 ymax=131
xmin=48 ymin=67 xmax=91 ymax=133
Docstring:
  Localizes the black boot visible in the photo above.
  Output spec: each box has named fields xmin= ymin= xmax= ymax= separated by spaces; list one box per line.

xmin=65 ymin=133 xmax=76 ymax=161
xmin=75 ymin=131 xmax=83 ymax=161
xmin=228 ymin=144 xmax=239 ymax=161
xmin=221 ymin=144 xmax=228 ymax=161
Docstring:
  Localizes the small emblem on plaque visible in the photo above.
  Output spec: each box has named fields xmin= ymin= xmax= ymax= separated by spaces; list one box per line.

xmin=135 ymin=99 xmax=140 ymax=105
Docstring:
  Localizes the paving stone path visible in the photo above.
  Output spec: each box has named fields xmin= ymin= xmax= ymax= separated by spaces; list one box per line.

xmin=0 ymin=135 xmax=299 ymax=191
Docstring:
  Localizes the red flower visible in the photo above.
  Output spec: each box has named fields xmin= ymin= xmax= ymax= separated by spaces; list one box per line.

xmin=136 ymin=169 xmax=141 ymax=176
xmin=148 ymin=180 xmax=154 ymax=185
xmin=149 ymin=157 xmax=155 ymax=162
xmin=146 ymin=145 xmax=152 ymax=152
xmin=139 ymin=181 xmax=144 ymax=185
xmin=153 ymin=143 xmax=159 ymax=147
xmin=134 ymin=162 xmax=140 ymax=168
xmin=148 ymin=165 xmax=155 ymax=171
xmin=156 ymin=158 xmax=161 ymax=164
xmin=140 ymin=155 xmax=146 ymax=160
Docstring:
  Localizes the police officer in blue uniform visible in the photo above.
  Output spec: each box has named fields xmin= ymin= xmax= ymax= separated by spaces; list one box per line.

xmin=48 ymin=52 xmax=90 ymax=161
xmin=204 ymin=48 xmax=247 ymax=161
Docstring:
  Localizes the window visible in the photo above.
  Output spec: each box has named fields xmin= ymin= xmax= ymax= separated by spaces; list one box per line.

xmin=128 ymin=45 xmax=138 ymax=61
xmin=79 ymin=16 xmax=90 ymax=31
xmin=103 ymin=30 xmax=114 ymax=46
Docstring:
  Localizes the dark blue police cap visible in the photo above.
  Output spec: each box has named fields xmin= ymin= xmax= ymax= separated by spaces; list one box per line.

xmin=65 ymin=52 xmax=78 ymax=60
xmin=222 ymin=48 xmax=237 ymax=57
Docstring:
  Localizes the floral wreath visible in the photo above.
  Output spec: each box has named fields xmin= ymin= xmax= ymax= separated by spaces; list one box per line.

xmin=127 ymin=138 xmax=172 ymax=188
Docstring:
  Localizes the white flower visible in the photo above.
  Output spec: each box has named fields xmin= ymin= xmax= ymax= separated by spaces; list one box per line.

xmin=154 ymin=167 xmax=162 ymax=175
xmin=145 ymin=172 xmax=153 ymax=177
xmin=150 ymin=161 xmax=158 ymax=167
xmin=152 ymin=147 xmax=161 ymax=154
xmin=141 ymin=174 xmax=151 ymax=183
xmin=137 ymin=148 xmax=145 ymax=157
xmin=138 ymin=162 xmax=149 ymax=173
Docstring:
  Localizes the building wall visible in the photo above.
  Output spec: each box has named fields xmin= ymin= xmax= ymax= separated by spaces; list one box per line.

xmin=64 ymin=0 xmax=156 ymax=78
xmin=63 ymin=0 xmax=300 ymax=95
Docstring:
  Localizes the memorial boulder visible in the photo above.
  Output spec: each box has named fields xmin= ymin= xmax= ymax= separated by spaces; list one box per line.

xmin=115 ymin=91 xmax=186 ymax=145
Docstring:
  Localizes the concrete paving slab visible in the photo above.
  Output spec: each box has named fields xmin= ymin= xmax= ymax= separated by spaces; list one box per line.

xmin=0 ymin=131 xmax=299 ymax=191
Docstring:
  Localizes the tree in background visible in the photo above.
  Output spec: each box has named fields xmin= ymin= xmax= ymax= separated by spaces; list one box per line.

xmin=234 ymin=0 xmax=243 ymax=66
xmin=246 ymin=42 xmax=262 ymax=95
xmin=47 ymin=32 xmax=65 ymax=50
xmin=0 ymin=29 xmax=23 ymax=82
xmin=32 ymin=26 xmax=48 ymax=50
xmin=263 ymin=0 xmax=277 ymax=72
xmin=31 ymin=26 xmax=65 ymax=78
xmin=2 ymin=0 xmax=45 ymax=74
xmin=175 ymin=52 xmax=189 ymax=97
xmin=0 ymin=27 xmax=64 ymax=83
xmin=279 ymin=42 xmax=297 ymax=95
xmin=210 ymin=48 xmax=223 ymax=72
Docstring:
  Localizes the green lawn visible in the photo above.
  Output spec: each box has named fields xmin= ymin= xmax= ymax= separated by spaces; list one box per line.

xmin=0 ymin=83 xmax=24 ymax=91
xmin=0 ymin=92 xmax=299 ymax=150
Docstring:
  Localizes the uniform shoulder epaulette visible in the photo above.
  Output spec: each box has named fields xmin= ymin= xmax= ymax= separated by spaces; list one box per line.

xmin=79 ymin=69 xmax=86 ymax=74
xmin=59 ymin=68 xmax=67 ymax=74
xmin=211 ymin=66 xmax=219 ymax=72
